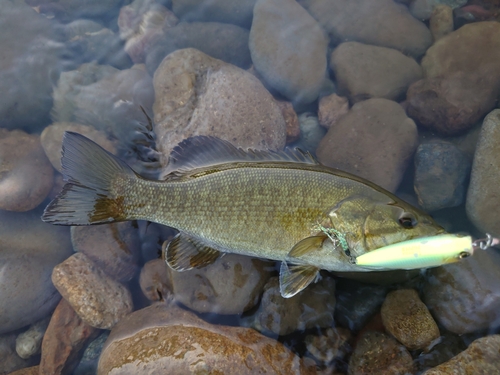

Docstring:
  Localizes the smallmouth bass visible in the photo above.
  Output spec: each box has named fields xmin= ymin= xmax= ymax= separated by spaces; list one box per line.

xmin=42 ymin=133 xmax=444 ymax=297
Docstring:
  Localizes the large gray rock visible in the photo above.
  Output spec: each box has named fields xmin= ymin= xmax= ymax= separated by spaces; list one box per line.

xmin=0 ymin=209 xmax=72 ymax=334
xmin=250 ymin=0 xmax=328 ymax=105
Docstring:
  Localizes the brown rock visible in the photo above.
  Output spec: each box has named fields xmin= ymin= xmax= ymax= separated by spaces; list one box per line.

xmin=40 ymin=299 xmax=99 ymax=375
xmin=52 ymin=253 xmax=134 ymax=329
xmin=139 ymin=258 xmax=172 ymax=302
xmin=318 ymin=94 xmax=349 ymax=129
xmin=0 ymin=129 xmax=54 ymax=212
xmin=7 ymin=366 xmax=39 ymax=375
xmin=429 ymin=5 xmax=454 ymax=41
xmin=316 ymin=98 xmax=418 ymax=192
xmin=276 ymin=100 xmax=300 ymax=143
xmin=306 ymin=326 xmax=351 ymax=365
xmin=381 ymin=289 xmax=440 ymax=350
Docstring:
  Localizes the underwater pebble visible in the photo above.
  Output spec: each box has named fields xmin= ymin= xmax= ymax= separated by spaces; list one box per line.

xmin=305 ymin=326 xmax=351 ymax=365
xmin=0 ymin=333 xmax=37 ymax=375
xmin=330 ymin=42 xmax=422 ymax=102
xmin=318 ymin=94 xmax=349 ymax=129
xmin=276 ymin=100 xmax=301 ymax=144
xmin=98 ymin=302 xmax=316 ymax=375
xmin=51 ymin=253 xmax=134 ymax=329
xmin=15 ymin=316 xmax=50 ymax=360
xmin=0 ymin=209 xmax=72 ymax=335
xmin=466 ymin=109 xmax=500 ymax=237
xmin=422 ymin=335 xmax=500 ymax=375
xmin=381 ymin=289 xmax=440 ymax=351
xmin=316 ymin=98 xmax=418 ymax=192
xmin=348 ymin=331 xmax=414 ymax=375
xmin=295 ymin=113 xmax=326 ymax=153
xmin=39 ymin=298 xmax=99 ymax=375
xmin=414 ymin=141 xmax=470 ymax=212
xmin=250 ymin=0 xmax=328 ymax=105
xmin=300 ymin=0 xmax=432 ymax=58
xmin=429 ymin=5 xmax=454 ymax=40
xmin=252 ymin=276 xmax=336 ymax=336
xmin=73 ymin=331 xmax=109 ymax=375
xmin=0 ymin=129 xmax=54 ymax=212
xmin=152 ymin=48 xmax=286 ymax=173
xmin=139 ymin=259 xmax=172 ymax=303
xmin=410 ymin=0 xmax=467 ymax=20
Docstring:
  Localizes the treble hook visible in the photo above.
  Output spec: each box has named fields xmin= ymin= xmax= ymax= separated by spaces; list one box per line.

xmin=472 ymin=233 xmax=500 ymax=251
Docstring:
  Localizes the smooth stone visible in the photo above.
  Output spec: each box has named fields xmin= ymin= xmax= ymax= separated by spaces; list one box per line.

xmin=466 ymin=109 xmax=500 ymax=237
xmin=139 ymin=258 xmax=172 ymax=303
xmin=0 ymin=333 xmax=37 ymax=375
xmin=15 ymin=316 xmax=50 ymax=359
xmin=422 ymin=335 xmax=500 ymax=375
xmin=423 ymin=249 xmax=500 ymax=334
xmin=330 ymin=41 xmax=422 ymax=102
xmin=146 ymin=21 xmax=251 ymax=75
xmin=414 ymin=141 xmax=470 ymax=211
xmin=39 ymin=298 xmax=99 ymax=375
xmin=98 ymin=302 xmax=316 ymax=374
xmin=152 ymin=48 xmax=286 ymax=172
xmin=252 ymin=276 xmax=336 ymax=336
xmin=276 ymin=100 xmax=301 ymax=144
xmin=52 ymin=253 xmax=134 ymax=329
xmin=172 ymin=0 xmax=256 ymax=28
xmin=415 ymin=333 xmax=466 ymax=373
xmin=41 ymin=122 xmax=117 ymax=172
xmin=381 ymin=289 xmax=440 ymax=351
xmin=250 ymin=0 xmax=328 ymax=105
xmin=348 ymin=331 xmax=414 ymax=375
xmin=0 ymin=209 xmax=72 ymax=335
xmin=8 ymin=366 xmax=39 ymax=375
xmin=410 ymin=0 xmax=467 ymax=20
xmin=316 ymin=98 xmax=418 ymax=192
xmin=73 ymin=331 xmax=109 ymax=375
xmin=318 ymin=94 xmax=349 ymax=129
xmin=294 ymin=113 xmax=326 ymax=153
xmin=430 ymin=5 xmax=454 ymax=40
xmin=300 ymin=0 xmax=432 ymax=58
xmin=305 ymin=327 xmax=351 ymax=365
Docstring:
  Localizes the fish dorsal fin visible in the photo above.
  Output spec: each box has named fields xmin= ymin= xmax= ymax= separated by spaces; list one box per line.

xmin=279 ymin=262 xmax=321 ymax=298
xmin=165 ymin=136 xmax=319 ymax=175
xmin=162 ymin=233 xmax=223 ymax=271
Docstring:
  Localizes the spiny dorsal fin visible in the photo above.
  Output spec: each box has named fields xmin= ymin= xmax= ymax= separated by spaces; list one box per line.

xmin=165 ymin=136 xmax=319 ymax=174
xmin=163 ymin=233 xmax=223 ymax=271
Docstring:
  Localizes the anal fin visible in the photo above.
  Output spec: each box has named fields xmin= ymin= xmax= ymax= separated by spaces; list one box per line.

xmin=279 ymin=262 xmax=320 ymax=298
xmin=162 ymin=233 xmax=223 ymax=271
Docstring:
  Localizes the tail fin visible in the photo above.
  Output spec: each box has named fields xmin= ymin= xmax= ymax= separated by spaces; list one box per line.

xmin=42 ymin=132 xmax=136 ymax=225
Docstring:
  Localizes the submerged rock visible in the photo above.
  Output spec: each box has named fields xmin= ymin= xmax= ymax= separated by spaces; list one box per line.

xmin=15 ymin=317 xmax=50 ymax=360
xmin=318 ymin=93 xmax=349 ymax=129
xmin=0 ymin=333 xmax=37 ymax=375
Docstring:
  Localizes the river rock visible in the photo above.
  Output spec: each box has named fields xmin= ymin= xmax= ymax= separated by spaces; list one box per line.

xmin=422 ymin=335 xmax=500 ymax=375
xmin=8 ymin=366 xmax=39 ymax=375
xmin=331 ymin=42 xmax=422 ymax=103
xmin=98 ymin=302 xmax=316 ymax=374
xmin=300 ymin=0 xmax=432 ymax=58
xmin=466 ymin=109 xmax=500 ymax=237
xmin=0 ymin=333 xmax=36 ymax=375
xmin=51 ymin=253 xmax=134 ymax=329
xmin=348 ymin=331 xmax=414 ymax=375
xmin=250 ymin=0 xmax=328 ymax=105
xmin=381 ymin=289 xmax=440 ymax=351
xmin=0 ymin=209 xmax=72 ymax=335
xmin=276 ymin=100 xmax=300 ymax=143
xmin=252 ymin=276 xmax=336 ymax=336
xmin=294 ymin=113 xmax=326 ymax=153
xmin=25 ymin=0 xmax=123 ymax=21
xmin=316 ymin=98 xmax=418 ymax=192
xmin=318 ymin=93 xmax=349 ymax=129
xmin=74 ymin=331 xmax=109 ymax=375
xmin=146 ymin=21 xmax=251 ymax=75
xmin=414 ymin=141 xmax=470 ymax=211
xmin=423 ymin=249 xmax=500 ymax=334
xmin=415 ymin=333 xmax=466 ymax=373
xmin=305 ymin=326 xmax=351 ymax=365
xmin=15 ymin=317 xmax=50 ymax=359
xmin=410 ymin=0 xmax=467 ymax=20
xmin=429 ymin=5 xmax=454 ymax=40
xmin=139 ymin=258 xmax=172 ymax=302
xmin=41 ymin=122 xmax=117 ymax=172
xmin=39 ymin=298 xmax=99 ymax=375
xmin=152 ymin=48 xmax=286 ymax=172
xmin=0 ymin=129 xmax=54 ymax=212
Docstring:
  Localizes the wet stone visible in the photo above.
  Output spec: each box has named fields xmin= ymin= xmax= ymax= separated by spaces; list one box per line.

xmin=139 ymin=258 xmax=172 ymax=303
xmin=294 ymin=113 xmax=326 ymax=153
xmin=275 ymin=100 xmax=300 ymax=144
xmin=8 ymin=366 xmax=40 ymax=375
xmin=74 ymin=331 xmax=109 ymax=375
xmin=381 ymin=289 xmax=440 ymax=351
xmin=430 ymin=5 xmax=454 ymax=41
xmin=410 ymin=0 xmax=467 ymax=20
xmin=0 ymin=332 xmax=37 ymax=375
xmin=318 ymin=94 xmax=349 ymax=129
xmin=415 ymin=332 xmax=466 ymax=373
xmin=51 ymin=253 xmax=134 ymax=329
xmin=15 ymin=316 xmax=50 ymax=360
xmin=305 ymin=326 xmax=351 ymax=365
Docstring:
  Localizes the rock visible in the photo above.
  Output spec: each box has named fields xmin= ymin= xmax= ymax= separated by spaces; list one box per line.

xmin=252 ymin=276 xmax=336 ymax=336
xmin=381 ymin=289 xmax=440 ymax=351
xmin=169 ymin=253 xmax=272 ymax=315
xmin=430 ymin=5 xmax=454 ymax=41
xmin=294 ymin=113 xmax=326 ymax=153
xmin=466 ymin=109 xmax=500 ymax=237
xmin=423 ymin=249 xmax=500 ymax=334
xmin=15 ymin=317 xmax=50 ymax=359
xmin=305 ymin=327 xmax=351 ymax=365
xmin=71 ymin=222 xmax=141 ymax=283
xmin=414 ymin=141 xmax=470 ymax=211
xmin=0 ymin=333 xmax=37 ymax=375
xmin=316 ymin=98 xmax=418 ymax=192
xmin=410 ymin=0 xmax=467 ymax=20
xmin=152 ymin=48 xmax=286 ymax=172
xmin=74 ymin=331 xmax=109 ymax=375
xmin=8 ymin=366 xmax=39 ymax=375
xmin=41 ymin=122 xmax=117 ymax=172
xmin=145 ymin=21 xmax=251 ymax=75
xmin=0 ymin=209 xmax=72 ymax=335
xmin=171 ymin=0 xmax=256 ymax=28
xmin=25 ymin=0 xmax=123 ymax=21
xmin=318 ymin=94 xmax=349 ymax=129
xmin=39 ymin=298 xmax=99 ymax=375
xmin=51 ymin=253 xmax=134 ymax=329
xmin=422 ymin=335 xmax=500 ymax=375
xmin=0 ymin=129 xmax=54 ymax=212
xmin=276 ymin=100 xmax=300 ymax=144
xmin=348 ymin=331 xmax=414 ymax=375
xmin=0 ymin=1 xmax=66 ymax=131
xmin=414 ymin=333 xmax=466 ymax=373
xmin=249 ymin=0 xmax=328 ymax=105
xmin=98 ymin=302 xmax=316 ymax=374
xmin=139 ymin=259 xmax=172 ymax=303
xmin=300 ymin=0 xmax=432 ymax=58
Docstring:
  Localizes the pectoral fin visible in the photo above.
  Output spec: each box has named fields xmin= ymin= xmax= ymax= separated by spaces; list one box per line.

xmin=279 ymin=262 xmax=320 ymax=298
xmin=162 ymin=233 xmax=223 ymax=271
xmin=287 ymin=235 xmax=327 ymax=258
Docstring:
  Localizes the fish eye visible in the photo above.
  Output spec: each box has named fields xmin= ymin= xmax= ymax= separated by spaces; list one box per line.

xmin=459 ymin=251 xmax=470 ymax=259
xmin=398 ymin=213 xmax=418 ymax=229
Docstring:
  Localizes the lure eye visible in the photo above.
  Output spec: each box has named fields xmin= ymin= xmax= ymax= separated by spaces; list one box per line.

xmin=458 ymin=251 xmax=471 ymax=259
xmin=398 ymin=213 xmax=418 ymax=229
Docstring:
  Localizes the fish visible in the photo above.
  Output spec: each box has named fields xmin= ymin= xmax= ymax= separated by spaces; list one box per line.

xmin=42 ymin=132 xmax=445 ymax=297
